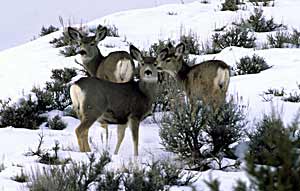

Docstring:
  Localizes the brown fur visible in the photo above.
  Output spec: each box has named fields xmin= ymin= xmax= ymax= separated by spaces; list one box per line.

xmin=157 ymin=43 xmax=230 ymax=111
xmin=70 ymin=45 xmax=164 ymax=155
xmin=68 ymin=26 xmax=135 ymax=143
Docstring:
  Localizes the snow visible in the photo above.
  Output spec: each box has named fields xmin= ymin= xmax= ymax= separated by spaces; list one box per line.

xmin=0 ymin=0 xmax=300 ymax=190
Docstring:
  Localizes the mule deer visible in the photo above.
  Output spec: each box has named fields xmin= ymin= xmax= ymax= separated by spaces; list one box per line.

xmin=70 ymin=45 xmax=165 ymax=155
xmin=68 ymin=26 xmax=135 ymax=142
xmin=157 ymin=43 xmax=230 ymax=111
xmin=68 ymin=26 xmax=134 ymax=81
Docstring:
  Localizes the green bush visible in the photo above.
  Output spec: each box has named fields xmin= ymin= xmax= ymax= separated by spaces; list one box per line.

xmin=28 ymin=152 xmax=195 ymax=191
xmin=267 ymin=31 xmax=291 ymax=48
xmin=158 ymin=98 xmax=247 ymax=170
xmin=180 ymin=32 xmax=201 ymax=55
xmin=32 ymin=68 xmax=77 ymax=112
xmin=90 ymin=24 xmax=120 ymax=37
xmin=249 ymin=0 xmax=274 ymax=7
xmin=47 ymin=115 xmax=67 ymax=130
xmin=212 ymin=27 xmax=256 ymax=53
xmin=40 ymin=25 xmax=59 ymax=37
xmin=59 ymin=45 xmax=78 ymax=57
xmin=205 ymin=110 xmax=300 ymax=191
xmin=11 ymin=169 xmax=28 ymax=183
xmin=145 ymin=39 xmax=175 ymax=57
xmin=267 ymin=29 xmax=300 ymax=48
xmin=248 ymin=111 xmax=300 ymax=166
xmin=122 ymin=160 xmax=194 ymax=191
xmin=234 ymin=8 xmax=285 ymax=32
xmin=236 ymin=54 xmax=270 ymax=75
xmin=221 ymin=0 xmax=240 ymax=11
xmin=0 ymin=97 xmax=47 ymax=129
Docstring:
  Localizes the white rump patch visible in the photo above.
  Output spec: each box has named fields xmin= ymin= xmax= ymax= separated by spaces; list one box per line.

xmin=114 ymin=59 xmax=133 ymax=82
xmin=214 ymin=68 xmax=230 ymax=90
xmin=70 ymin=84 xmax=86 ymax=111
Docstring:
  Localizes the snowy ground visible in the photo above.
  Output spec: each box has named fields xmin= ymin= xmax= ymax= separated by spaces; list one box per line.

xmin=0 ymin=0 xmax=300 ymax=190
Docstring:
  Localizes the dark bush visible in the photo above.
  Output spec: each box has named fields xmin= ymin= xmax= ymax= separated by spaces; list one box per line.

xmin=249 ymin=0 xmax=274 ymax=7
xmin=247 ymin=111 xmax=299 ymax=166
xmin=158 ymin=97 xmax=247 ymax=170
xmin=221 ymin=0 xmax=239 ymax=11
xmin=267 ymin=29 xmax=300 ymax=48
xmin=145 ymin=39 xmax=175 ymax=57
xmin=212 ymin=27 xmax=256 ymax=53
xmin=89 ymin=24 xmax=120 ymax=37
xmin=205 ymin=100 xmax=247 ymax=158
xmin=28 ymin=152 xmax=195 ymax=191
xmin=267 ymin=31 xmax=291 ymax=48
xmin=0 ymin=97 xmax=47 ymax=129
xmin=11 ymin=169 xmax=28 ymax=183
xmin=122 ymin=160 xmax=194 ymax=191
xmin=47 ymin=115 xmax=67 ymax=130
xmin=40 ymin=25 xmax=59 ymax=37
xmin=59 ymin=45 xmax=78 ymax=57
xmin=236 ymin=54 xmax=270 ymax=75
xmin=205 ymin=111 xmax=300 ymax=191
xmin=180 ymin=32 xmax=201 ymax=55
xmin=234 ymin=8 xmax=285 ymax=32
xmin=32 ymin=68 xmax=77 ymax=112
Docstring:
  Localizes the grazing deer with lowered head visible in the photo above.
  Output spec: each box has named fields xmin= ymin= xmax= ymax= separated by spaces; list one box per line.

xmin=68 ymin=26 xmax=135 ymax=143
xmin=70 ymin=45 xmax=166 ymax=155
xmin=157 ymin=43 xmax=230 ymax=111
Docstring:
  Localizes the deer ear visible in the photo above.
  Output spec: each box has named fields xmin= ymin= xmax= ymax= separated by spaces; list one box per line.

xmin=68 ymin=27 xmax=82 ymax=41
xmin=157 ymin=48 xmax=168 ymax=61
xmin=95 ymin=27 xmax=107 ymax=42
xmin=130 ymin=45 xmax=143 ymax=62
xmin=175 ymin=43 xmax=185 ymax=57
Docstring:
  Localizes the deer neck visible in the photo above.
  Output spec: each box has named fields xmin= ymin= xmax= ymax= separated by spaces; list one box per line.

xmin=82 ymin=48 xmax=104 ymax=76
xmin=138 ymin=80 xmax=157 ymax=101
xmin=176 ymin=59 xmax=190 ymax=82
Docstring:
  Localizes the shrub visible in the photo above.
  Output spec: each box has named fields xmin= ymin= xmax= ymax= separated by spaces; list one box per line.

xmin=59 ymin=45 xmax=78 ymax=57
xmin=11 ymin=169 xmax=28 ymax=183
xmin=247 ymin=111 xmax=300 ymax=166
xmin=234 ymin=8 xmax=285 ymax=32
xmin=221 ymin=0 xmax=239 ymax=11
xmin=122 ymin=160 xmax=194 ymax=190
xmin=205 ymin=100 xmax=247 ymax=158
xmin=158 ymin=97 xmax=247 ymax=170
xmin=89 ymin=24 xmax=120 ymax=37
xmin=283 ymin=92 xmax=300 ymax=103
xmin=267 ymin=29 xmax=300 ymax=48
xmin=205 ymin=110 xmax=300 ymax=191
xmin=267 ymin=31 xmax=291 ymax=48
xmin=26 ymin=134 xmax=69 ymax=165
xmin=0 ymin=97 xmax=47 ymax=129
xmin=180 ymin=32 xmax=201 ymax=55
xmin=235 ymin=54 xmax=270 ymax=75
xmin=32 ymin=68 xmax=77 ymax=112
xmin=249 ymin=0 xmax=274 ymax=7
xmin=47 ymin=115 xmax=67 ymax=130
xmin=28 ymin=152 xmax=195 ymax=191
xmin=146 ymin=39 xmax=175 ymax=57
xmin=212 ymin=27 xmax=256 ymax=53
xmin=40 ymin=25 xmax=59 ymax=37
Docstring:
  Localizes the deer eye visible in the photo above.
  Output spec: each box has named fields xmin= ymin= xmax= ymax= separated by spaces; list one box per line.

xmin=166 ymin=58 xmax=172 ymax=63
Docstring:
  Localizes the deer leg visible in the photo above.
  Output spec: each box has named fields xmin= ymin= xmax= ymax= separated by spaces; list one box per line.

xmin=114 ymin=124 xmax=127 ymax=155
xmin=129 ymin=118 xmax=140 ymax=156
xmin=75 ymin=119 xmax=96 ymax=152
xmin=100 ymin=123 xmax=109 ymax=146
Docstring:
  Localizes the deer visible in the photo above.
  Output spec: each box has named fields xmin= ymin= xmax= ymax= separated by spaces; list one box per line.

xmin=156 ymin=43 xmax=230 ymax=112
xmin=70 ymin=45 xmax=166 ymax=156
xmin=67 ymin=26 xmax=135 ymax=143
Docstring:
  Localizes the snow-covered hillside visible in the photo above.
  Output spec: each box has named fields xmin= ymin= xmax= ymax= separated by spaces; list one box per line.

xmin=0 ymin=0 xmax=300 ymax=190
